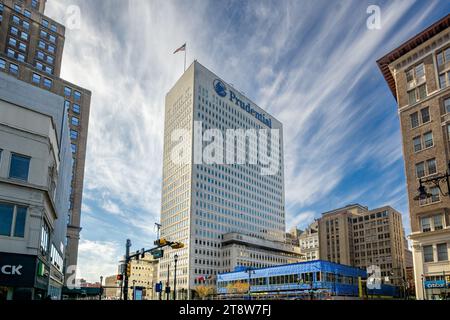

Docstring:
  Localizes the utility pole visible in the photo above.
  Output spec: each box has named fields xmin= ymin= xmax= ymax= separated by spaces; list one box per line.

xmin=173 ymin=254 xmax=178 ymax=300
xmin=123 ymin=239 xmax=131 ymax=301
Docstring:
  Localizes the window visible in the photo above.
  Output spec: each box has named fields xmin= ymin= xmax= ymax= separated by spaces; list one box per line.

xmin=50 ymin=24 xmax=57 ymax=32
xmin=71 ymin=117 xmax=79 ymax=126
xmin=14 ymin=4 xmax=21 ymax=12
xmin=408 ymin=90 xmax=417 ymax=105
xmin=71 ymin=144 xmax=77 ymax=153
xmin=445 ymin=98 xmax=450 ymax=114
xmin=48 ymin=45 xmax=55 ymax=53
xmin=49 ymin=35 xmax=56 ymax=43
xmin=430 ymin=187 xmax=440 ymax=203
xmin=423 ymin=245 xmax=434 ymax=263
xmin=418 ymin=84 xmax=427 ymax=100
xmin=32 ymin=73 xmax=41 ymax=84
xmin=38 ymin=40 xmax=45 ymax=49
xmin=32 ymin=0 xmax=39 ymax=9
xmin=23 ymin=21 xmax=30 ymax=30
xmin=9 ymin=154 xmax=30 ymax=181
xmin=24 ymin=10 xmax=31 ymax=18
xmin=421 ymin=107 xmax=430 ymax=123
xmin=43 ymin=78 xmax=52 ymax=89
xmin=20 ymin=32 xmax=28 ymax=41
xmin=64 ymin=86 xmax=72 ymax=97
xmin=73 ymin=104 xmax=80 ymax=114
xmin=8 ymin=37 xmax=17 ymax=47
xmin=9 ymin=63 xmax=18 ymax=75
xmin=12 ymin=15 xmax=20 ymax=24
xmin=427 ymin=158 xmax=437 ymax=175
xmin=0 ymin=203 xmax=27 ymax=238
xmin=416 ymin=162 xmax=425 ymax=178
xmin=40 ymin=222 xmax=49 ymax=254
xmin=437 ymin=243 xmax=448 ymax=261
xmin=434 ymin=215 xmax=443 ymax=231
xmin=421 ymin=217 xmax=431 ymax=232
xmin=17 ymin=54 xmax=25 ymax=62
xmin=70 ymin=130 xmax=78 ymax=140
xmin=10 ymin=26 xmax=19 ymax=36
xmin=410 ymin=112 xmax=419 ymax=128
xmin=74 ymin=91 xmax=81 ymax=100
xmin=18 ymin=42 xmax=26 ymax=52
xmin=413 ymin=137 xmax=422 ymax=152
xmin=0 ymin=203 xmax=13 ymax=236
xmin=0 ymin=59 xmax=5 ymax=69
xmin=424 ymin=132 xmax=433 ymax=148
xmin=42 ymin=19 xmax=49 ymax=28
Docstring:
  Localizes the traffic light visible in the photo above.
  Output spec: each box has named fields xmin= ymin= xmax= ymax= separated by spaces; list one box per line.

xmin=154 ymin=238 xmax=168 ymax=247
xmin=126 ymin=263 xmax=131 ymax=277
xmin=141 ymin=248 xmax=145 ymax=259
xmin=170 ymin=242 xmax=184 ymax=249
xmin=117 ymin=274 xmax=123 ymax=281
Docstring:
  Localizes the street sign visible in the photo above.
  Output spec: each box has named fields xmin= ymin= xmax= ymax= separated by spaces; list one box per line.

xmin=152 ymin=250 xmax=164 ymax=259
xmin=155 ymin=282 xmax=163 ymax=292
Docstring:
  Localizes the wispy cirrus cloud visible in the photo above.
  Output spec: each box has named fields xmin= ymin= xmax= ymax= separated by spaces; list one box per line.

xmin=44 ymin=0 xmax=449 ymax=281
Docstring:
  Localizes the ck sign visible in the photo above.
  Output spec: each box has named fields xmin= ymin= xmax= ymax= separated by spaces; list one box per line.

xmin=1 ymin=265 xmax=23 ymax=275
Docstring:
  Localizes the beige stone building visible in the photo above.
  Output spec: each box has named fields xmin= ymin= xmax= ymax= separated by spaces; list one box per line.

xmin=297 ymin=221 xmax=319 ymax=261
xmin=318 ymin=204 xmax=408 ymax=286
xmin=127 ymin=255 xmax=159 ymax=300
xmin=103 ymin=275 xmax=120 ymax=300
xmin=377 ymin=14 xmax=450 ymax=299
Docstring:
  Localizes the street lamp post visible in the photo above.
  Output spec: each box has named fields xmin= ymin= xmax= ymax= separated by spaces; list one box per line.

xmin=246 ymin=268 xmax=255 ymax=300
xmin=173 ymin=254 xmax=179 ymax=300
xmin=415 ymin=161 xmax=450 ymax=201
xmin=166 ymin=262 xmax=170 ymax=301
xmin=99 ymin=276 xmax=103 ymax=300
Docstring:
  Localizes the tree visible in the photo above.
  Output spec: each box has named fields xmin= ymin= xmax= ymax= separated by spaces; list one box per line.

xmin=195 ymin=285 xmax=216 ymax=300
xmin=226 ymin=281 xmax=250 ymax=295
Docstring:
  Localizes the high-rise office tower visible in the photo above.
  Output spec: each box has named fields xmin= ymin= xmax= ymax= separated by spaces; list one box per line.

xmin=0 ymin=0 xmax=91 ymax=282
xmin=378 ymin=14 xmax=450 ymax=300
xmin=160 ymin=61 xmax=299 ymax=298
xmin=318 ymin=204 xmax=408 ymax=286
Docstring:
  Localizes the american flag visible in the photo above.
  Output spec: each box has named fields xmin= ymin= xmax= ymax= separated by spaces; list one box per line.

xmin=173 ymin=43 xmax=186 ymax=54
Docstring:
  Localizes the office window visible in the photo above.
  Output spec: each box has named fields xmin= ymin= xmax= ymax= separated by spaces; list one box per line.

xmin=37 ymin=51 xmax=44 ymax=60
xmin=410 ymin=112 xmax=419 ymax=128
xmin=413 ymin=136 xmax=422 ymax=152
xmin=18 ymin=42 xmax=26 ymax=52
xmin=14 ymin=4 xmax=21 ymax=12
xmin=74 ymin=91 xmax=81 ymax=100
xmin=32 ymin=73 xmax=41 ymax=84
xmin=9 ymin=63 xmax=18 ymax=75
xmin=12 ymin=15 xmax=20 ymax=24
xmin=64 ymin=86 xmax=72 ymax=97
xmin=50 ymin=24 xmax=57 ymax=32
xmin=7 ymin=48 xmax=15 ymax=58
xmin=71 ymin=144 xmax=77 ymax=153
xmin=38 ymin=40 xmax=45 ymax=49
xmin=32 ymin=0 xmax=39 ymax=9
xmin=73 ymin=104 xmax=80 ymax=114
xmin=423 ymin=245 xmax=434 ymax=263
xmin=416 ymin=162 xmax=425 ymax=178
xmin=24 ymin=10 xmax=31 ymax=18
xmin=43 ymin=78 xmax=52 ymax=89
xmin=20 ymin=32 xmax=28 ymax=41
xmin=70 ymin=130 xmax=78 ymax=140
xmin=48 ymin=45 xmax=55 ymax=53
xmin=46 ymin=55 xmax=54 ymax=64
xmin=71 ymin=117 xmax=79 ymax=126
xmin=10 ymin=26 xmax=19 ymax=36
xmin=421 ymin=107 xmax=430 ymax=123
xmin=437 ymin=243 xmax=448 ymax=261
xmin=40 ymin=30 xmax=47 ymax=38
xmin=45 ymin=66 xmax=52 ymax=74
xmin=8 ymin=37 xmax=17 ymax=47
xmin=421 ymin=217 xmax=431 ymax=232
xmin=17 ymin=54 xmax=25 ymax=62
xmin=0 ymin=203 xmax=14 ymax=236
xmin=36 ymin=62 xmax=43 ymax=70
xmin=0 ymin=59 xmax=5 ymax=69
xmin=424 ymin=132 xmax=433 ymax=148
xmin=49 ymin=35 xmax=56 ymax=43
xmin=42 ymin=19 xmax=49 ymax=28
xmin=9 ymin=154 xmax=30 ymax=181
xmin=427 ymin=158 xmax=437 ymax=175
xmin=23 ymin=21 xmax=30 ymax=30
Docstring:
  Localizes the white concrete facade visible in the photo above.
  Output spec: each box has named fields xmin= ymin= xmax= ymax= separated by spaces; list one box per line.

xmin=160 ymin=61 xmax=287 ymax=298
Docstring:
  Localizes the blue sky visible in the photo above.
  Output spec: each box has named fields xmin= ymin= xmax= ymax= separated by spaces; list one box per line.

xmin=45 ymin=0 xmax=450 ymax=281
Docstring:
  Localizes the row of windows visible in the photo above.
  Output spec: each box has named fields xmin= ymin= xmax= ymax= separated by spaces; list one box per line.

xmin=0 ymin=58 xmax=19 ymax=75
xmin=420 ymin=215 xmax=444 ymax=233
xmin=423 ymin=243 xmax=448 ymax=263
xmin=0 ymin=203 xmax=26 ymax=238
xmin=31 ymin=72 xmax=52 ymax=89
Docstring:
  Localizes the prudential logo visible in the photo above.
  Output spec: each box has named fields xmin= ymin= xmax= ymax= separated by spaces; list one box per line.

xmin=213 ymin=79 xmax=227 ymax=98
